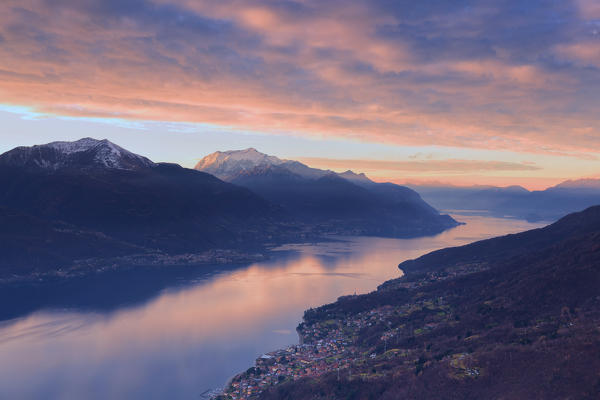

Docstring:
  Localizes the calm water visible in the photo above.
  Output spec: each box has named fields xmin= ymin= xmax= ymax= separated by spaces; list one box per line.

xmin=0 ymin=215 xmax=546 ymax=399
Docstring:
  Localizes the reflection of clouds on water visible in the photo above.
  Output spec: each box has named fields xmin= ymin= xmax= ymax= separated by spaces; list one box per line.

xmin=453 ymin=236 xmax=484 ymax=242
xmin=0 ymin=315 xmax=94 ymax=344
xmin=288 ymin=272 xmax=370 ymax=279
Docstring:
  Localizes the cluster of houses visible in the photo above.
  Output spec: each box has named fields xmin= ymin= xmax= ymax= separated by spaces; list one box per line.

xmin=393 ymin=263 xmax=489 ymax=290
xmin=216 ymin=268 xmax=482 ymax=399
xmin=217 ymin=306 xmax=410 ymax=399
xmin=220 ymin=339 xmax=358 ymax=399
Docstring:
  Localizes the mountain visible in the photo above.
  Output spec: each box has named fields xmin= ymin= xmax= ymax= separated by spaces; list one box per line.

xmin=554 ymin=178 xmax=600 ymax=190
xmin=0 ymin=137 xmax=155 ymax=171
xmin=194 ymin=148 xmax=286 ymax=181
xmin=0 ymin=139 xmax=289 ymax=282
xmin=229 ymin=206 xmax=600 ymax=399
xmin=337 ymin=170 xmax=372 ymax=184
xmin=195 ymin=149 xmax=459 ymax=237
xmin=395 ymin=203 xmax=600 ymax=275
xmin=408 ymin=182 xmax=600 ymax=221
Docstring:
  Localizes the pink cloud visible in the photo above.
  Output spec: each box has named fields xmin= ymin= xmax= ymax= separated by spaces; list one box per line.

xmin=577 ymin=0 xmax=600 ymax=18
xmin=0 ymin=0 xmax=598 ymax=157
xmin=298 ymin=157 xmax=541 ymax=173
xmin=555 ymin=42 xmax=600 ymax=68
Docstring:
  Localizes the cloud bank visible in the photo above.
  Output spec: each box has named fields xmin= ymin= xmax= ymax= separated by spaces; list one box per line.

xmin=299 ymin=158 xmax=541 ymax=173
xmin=0 ymin=0 xmax=598 ymax=155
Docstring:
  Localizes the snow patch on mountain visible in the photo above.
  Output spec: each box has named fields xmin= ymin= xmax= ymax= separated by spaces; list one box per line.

xmin=0 ymin=138 xmax=155 ymax=171
xmin=195 ymin=148 xmax=287 ymax=180
xmin=195 ymin=148 xmax=374 ymax=183
xmin=338 ymin=170 xmax=373 ymax=184
xmin=46 ymin=137 xmax=109 ymax=154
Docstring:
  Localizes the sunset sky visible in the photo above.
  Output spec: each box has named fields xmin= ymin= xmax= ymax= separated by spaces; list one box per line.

xmin=1 ymin=0 xmax=599 ymax=189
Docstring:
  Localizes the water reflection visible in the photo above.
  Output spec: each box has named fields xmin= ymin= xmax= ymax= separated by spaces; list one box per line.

xmin=0 ymin=215 xmax=546 ymax=399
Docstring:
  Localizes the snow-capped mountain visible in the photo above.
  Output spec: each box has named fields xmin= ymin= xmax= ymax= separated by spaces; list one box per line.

xmin=196 ymin=148 xmax=458 ymax=237
xmin=195 ymin=148 xmax=367 ymax=182
xmin=0 ymin=138 xmax=155 ymax=171
xmin=338 ymin=170 xmax=372 ymax=184
xmin=0 ymin=139 xmax=288 ymax=277
xmin=195 ymin=148 xmax=286 ymax=181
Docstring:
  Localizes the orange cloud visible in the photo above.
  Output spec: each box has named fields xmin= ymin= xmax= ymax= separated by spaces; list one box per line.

xmin=298 ymin=157 xmax=541 ymax=173
xmin=577 ymin=0 xmax=600 ymax=18
xmin=555 ymin=42 xmax=600 ymax=68
xmin=0 ymin=0 xmax=598 ymax=157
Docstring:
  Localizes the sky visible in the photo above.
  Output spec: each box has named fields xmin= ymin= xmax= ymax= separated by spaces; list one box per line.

xmin=0 ymin=0 xmax=599 ymax=189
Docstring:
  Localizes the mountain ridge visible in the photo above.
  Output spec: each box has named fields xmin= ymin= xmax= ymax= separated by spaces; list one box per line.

xmin=0 ymin=139 xmax=459 ymax=282
xmin=552 ymin=178 xmax=600 ymax=190
xmin=196 ymin=148 xmax=459 ymax=237
xmin=0 ymin=137 xmax=155 ymax=171
xmin=194 ymin=148 xmax=289 ymax=180
xmin=230 ymin=205 xmax=600 ymax=399
xmin=408 ymin=181 xmax=600 ymax=221
xmin=0 ymin=140 xmax=293 ymax=282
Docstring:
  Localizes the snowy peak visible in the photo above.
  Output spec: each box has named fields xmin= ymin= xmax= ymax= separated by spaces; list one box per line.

xmin=0 ymin=138 xmax=155 ymax=171
xmin=338 ymin=170 xmax=373 ymax=185
xmin=196 ymin=148 xmax=284 ymax=168
xmin=45 ymin=137 xmax=111 ymax=155
xmin=195 ymin=148 xmax=285 ymax=180
xmin=195 ymin=148 xmax=377 ymax=183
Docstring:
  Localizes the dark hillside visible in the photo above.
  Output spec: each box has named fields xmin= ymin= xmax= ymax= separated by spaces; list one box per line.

xmin=0 ymin=139 xmax=291 ymax=281
xmin=197 ymin=149 xmax=460 ymax=238
xmin=396 ymin=205 xmax=600 ymax=275
xmin=252 ymin=206 xmax=600 ymax=399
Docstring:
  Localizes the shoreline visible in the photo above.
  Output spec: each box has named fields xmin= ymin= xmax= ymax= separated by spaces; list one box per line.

xmin=0 ymin=220 xmax=460 ymax=286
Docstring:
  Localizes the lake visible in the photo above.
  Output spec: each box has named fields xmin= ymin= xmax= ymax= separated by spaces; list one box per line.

xmin=0 ymin=215 xmax=546 ymax=399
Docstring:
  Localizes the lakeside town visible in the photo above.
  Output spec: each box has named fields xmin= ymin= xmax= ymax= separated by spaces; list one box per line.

xmin=216 ymin=310 xmax=387 ymax=400
xmin=214 ymin=262 xmax=491 ymax=400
